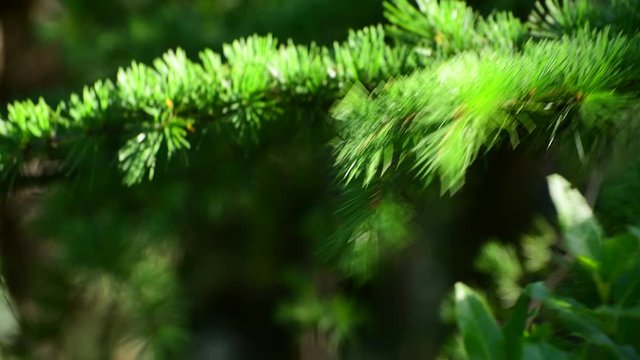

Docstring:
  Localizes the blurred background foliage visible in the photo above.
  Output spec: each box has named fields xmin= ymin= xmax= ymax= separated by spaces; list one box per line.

xmin=3 ymin=0 xmax=636 ymax=359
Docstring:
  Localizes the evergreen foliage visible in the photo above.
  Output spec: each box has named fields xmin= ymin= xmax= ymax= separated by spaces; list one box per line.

xmin=3 ymin=0 xmax=638 ymax=192
xmin=1 ymin=0 xmax=640 ymax=358
xmin=334 ymin=28 xmax=639 ymax=193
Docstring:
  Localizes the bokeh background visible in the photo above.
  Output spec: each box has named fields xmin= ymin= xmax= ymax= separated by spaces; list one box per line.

xmin=0 ymin=1 xmax=561 ymax=359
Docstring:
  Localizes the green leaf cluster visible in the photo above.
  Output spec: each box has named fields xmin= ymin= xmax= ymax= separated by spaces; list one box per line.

xmin=448 ymin=175 xmax=640 ymax=359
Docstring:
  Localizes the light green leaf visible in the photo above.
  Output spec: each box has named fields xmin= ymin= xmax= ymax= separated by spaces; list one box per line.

xmin=455 ymin=283 xmax=506 ymax=360
xmin=364 ymin=149 xmax=382 ymax=186
xmin=381 ymin=145 xmax=394 ymax=176
xmin=547 ymin=174 xmax=602 ymax=260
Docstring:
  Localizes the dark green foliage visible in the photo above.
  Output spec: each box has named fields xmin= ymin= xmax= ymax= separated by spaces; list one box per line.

xmin=328 ymin=186 xmax=414 ymax=279
xmin=447 ymin=175 xmax=640 ymax=360
xmin=38 ymin=0 xmax=384 ymax=85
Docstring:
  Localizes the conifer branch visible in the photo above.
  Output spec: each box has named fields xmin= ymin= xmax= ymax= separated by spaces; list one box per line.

xmin=0 ymin=26 xmax=416 ymax=186
xmin=333 ymin=28 xmax=640 ymax=193
xmin=0 ymin=0 xmax=638 ymax=190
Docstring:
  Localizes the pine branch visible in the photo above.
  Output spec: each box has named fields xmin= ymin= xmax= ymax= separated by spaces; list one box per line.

xmin=0 ymin=26 xmax=417 ymax=187
xmin=332 ymin=28 xmax=640 ymax=193
xmin=384 ymin=0 xmax=527 ymax=54
xmin=0 ymin=0 xmax=638 ymax=191
xmin=3 ymin=0 xmax=639 ymax=280
xmin=529 ymin=0 xmax=640 ymax=38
